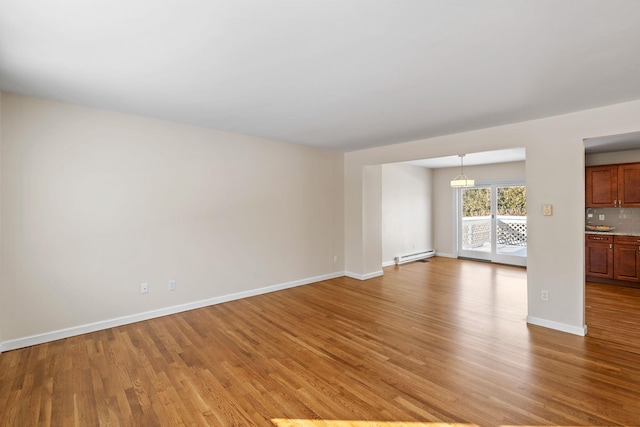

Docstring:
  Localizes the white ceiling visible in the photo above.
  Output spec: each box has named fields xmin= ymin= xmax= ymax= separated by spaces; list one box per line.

xmin=1 ymin=1 xmax=640 ymax=152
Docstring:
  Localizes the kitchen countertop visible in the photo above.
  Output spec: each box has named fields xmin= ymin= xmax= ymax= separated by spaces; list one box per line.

xmin=585 ymin=231 xmax=640 ymax=236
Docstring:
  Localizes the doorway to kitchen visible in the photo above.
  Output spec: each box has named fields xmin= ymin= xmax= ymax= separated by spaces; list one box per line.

xmin=456 ymin=182 xmax=527 ymax=267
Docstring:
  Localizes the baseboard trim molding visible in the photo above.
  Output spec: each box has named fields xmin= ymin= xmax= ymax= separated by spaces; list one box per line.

xmin=381 ymin=260 xmax=396 ymax=267
xmin=344 ymin=270 xmax=384 ymax=280
xmin=0 ymin=271 xmax=345 ymax=352
xmin=435 ymin=252 xmax=455 ymax=258
xmin=526 ymin=316 xmax=588 ymax=336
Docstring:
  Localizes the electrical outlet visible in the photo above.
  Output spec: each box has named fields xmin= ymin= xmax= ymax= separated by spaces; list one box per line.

xmin=333 ymin=255 xmax=337 ymax=263
xmin=168 ymin=280 xmax=176 ymax=291
xmin=599 ymin=214 xmax=605 ymax=221
xmin=141 ymin=282 xmax=149 ymax=294
xmin=541 ymin=290 xmax=549 ymax=301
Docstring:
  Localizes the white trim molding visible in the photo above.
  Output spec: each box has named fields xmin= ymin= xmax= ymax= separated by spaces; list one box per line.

xmin=344 ymin=270 xmax=384 ymax=280
xmin=435 ymin=252 xmax=456 ymax=258
xmin=0 ymin=271 xmax=345 ymax=352
xmin=526 ymin=316 xmax=588 ymax=336
xmin=382 ymin=260 xmax=396 ymax=267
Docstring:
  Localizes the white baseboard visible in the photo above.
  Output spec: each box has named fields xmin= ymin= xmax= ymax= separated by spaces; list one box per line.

xmin=435 ymin=252 xmax=455 ymax=258
xmin=0 ymin=271 xmax=345 ymax=352
xmin=344 ymin=270 xmax=384 ymax=280
xmin=382 ymin=260 xmax=396 ymax=267
xmin=526 ymin=316 xmax=587 ymax=336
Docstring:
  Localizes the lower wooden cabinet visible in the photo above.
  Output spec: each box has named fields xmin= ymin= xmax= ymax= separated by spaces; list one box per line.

xmin=613 ymin=235 xmax=640 ymax=282
xmin=586 ymin=234 xmax=640 ymax=284
xmin=586 ymin=234 xmax=613 ymax=279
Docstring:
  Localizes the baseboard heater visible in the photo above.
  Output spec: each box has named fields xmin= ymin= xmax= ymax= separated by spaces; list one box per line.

xmin=394 ymin=249 xmax=436 ymax=265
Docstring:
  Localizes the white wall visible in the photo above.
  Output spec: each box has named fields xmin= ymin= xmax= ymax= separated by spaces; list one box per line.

xmin=433 ymin=161 xmax=525 ymax=257
xmin=0 ymin=93 xmax=344 ymax=348
xmin=3 ymin=91 xmax=640 ymax=349
xmin=345 ymin=99 xmax=640 ymax=336
xmin=0 ymin=91 xmax=3 ymax=350
xmin=360 ymin=165 xmax=383 ymax=279
xmin=381 ymin=163 xmax=432 ymax=265
xmin=585 ymin=148 xmax=640 ymax=166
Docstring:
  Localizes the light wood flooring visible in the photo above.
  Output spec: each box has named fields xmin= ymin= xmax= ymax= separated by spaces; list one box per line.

xmin=1 ymin=257 xmax=640 ymax=426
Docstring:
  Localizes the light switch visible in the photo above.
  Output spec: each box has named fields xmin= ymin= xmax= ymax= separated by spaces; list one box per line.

xmin=543 ymin=204 xmax=553 ymax=216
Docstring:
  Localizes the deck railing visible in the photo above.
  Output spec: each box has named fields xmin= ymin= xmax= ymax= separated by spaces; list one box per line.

xmin=462 ymin=216 xmax=527 ymax=248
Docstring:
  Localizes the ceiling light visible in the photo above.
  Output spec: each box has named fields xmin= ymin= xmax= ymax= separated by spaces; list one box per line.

xmin=450 ymin=154 xmax=475 ymax=188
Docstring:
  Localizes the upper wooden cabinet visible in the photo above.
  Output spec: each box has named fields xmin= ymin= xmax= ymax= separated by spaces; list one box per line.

xmin=617 ymin=163 xmax=640 ymax=206
xmin=586 ymin=165 xmax=617 ymax=207
xmin=586 ymin=163 xmax=640 ymax=207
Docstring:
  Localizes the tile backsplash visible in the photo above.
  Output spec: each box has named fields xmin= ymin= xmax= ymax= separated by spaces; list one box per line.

xmin=585 ymin=207 xmax=640 ymax=234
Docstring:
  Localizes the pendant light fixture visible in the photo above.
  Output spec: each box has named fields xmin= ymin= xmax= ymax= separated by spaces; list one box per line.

xmin=450 ymin=154 xmax=475 ymax=188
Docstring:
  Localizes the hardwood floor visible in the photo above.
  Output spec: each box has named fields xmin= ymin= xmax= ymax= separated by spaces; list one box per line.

xmin=586 ymin=280 xmax=640 ymax=355
xmin=2 ymin=257 xmax=640 ymax=426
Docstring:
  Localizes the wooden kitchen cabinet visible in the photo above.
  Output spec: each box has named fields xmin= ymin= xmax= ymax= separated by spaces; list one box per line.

xmin=585 ymin=234 xmax=613 ymax=279
xmin=613 ymin=235 xmax=640 ymax=282
xmin=586 ymin=163 xmax=640 ymax=207
xmin=617 ymin=163 xmax=640 ymax=206
xmin=586 ymin=165 xmax=617 ymax=207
